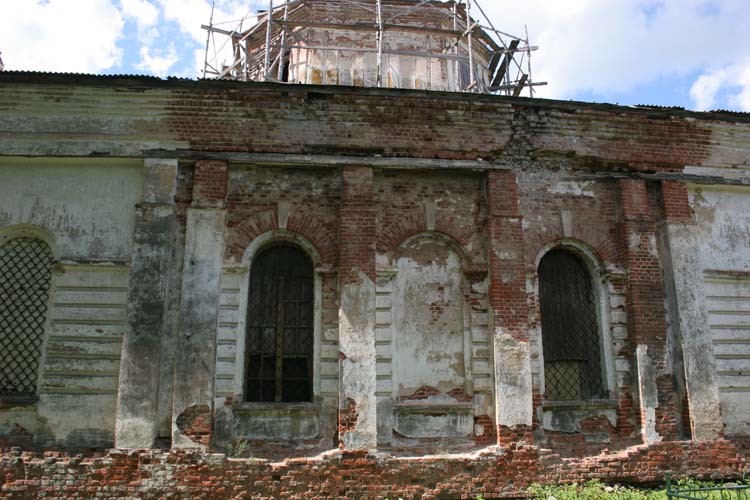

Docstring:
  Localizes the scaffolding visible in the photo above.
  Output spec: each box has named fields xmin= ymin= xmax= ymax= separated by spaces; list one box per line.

xmin=202 ymin=0 xmax=545 ymax=96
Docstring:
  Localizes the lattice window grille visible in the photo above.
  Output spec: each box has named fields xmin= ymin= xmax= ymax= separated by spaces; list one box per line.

xmin=245 ymin=245 xmax=314 ymax=403
xmin=539 ymin=249 xmax=605 ymax=401
xmin=0 ymin=237 xmax=53 ymax=397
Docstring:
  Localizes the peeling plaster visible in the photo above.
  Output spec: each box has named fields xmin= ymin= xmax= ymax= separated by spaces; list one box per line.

xmin=339 ymin=275 xmax=377 ymax=449
xmin=0 ymin=159 xmax=142 ymax=260
xmin=393 ymin=239 xmax=466 ymax=397
xmin=636 ymin=345 xmax=662 ymax=445
xmin=548 ymin=181 xmax=595 ymax=197
xmin=494 ymin=333 xmax=533 ymax=427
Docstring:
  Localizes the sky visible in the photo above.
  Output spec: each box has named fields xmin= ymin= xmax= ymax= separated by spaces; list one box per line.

xmin=0 ymin=0 xmax=748 ymax=112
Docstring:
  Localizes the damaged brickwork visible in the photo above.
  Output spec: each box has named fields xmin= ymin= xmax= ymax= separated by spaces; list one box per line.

xmin=2 ymin=439 xmax=750 ymax=499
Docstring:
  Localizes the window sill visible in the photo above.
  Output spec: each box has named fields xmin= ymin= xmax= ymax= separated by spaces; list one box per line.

xmin=542 ymin=399 xmax=619 ymax=411
xmin=0 ymin=394 xmax=39 ymax=409
xmin=232 ymin=401 xmax=321 ymax=440
xmin=393 ymin=401 xmax=474 ymax=412
xmin=232 ymin=401 xmax=321 ymax=417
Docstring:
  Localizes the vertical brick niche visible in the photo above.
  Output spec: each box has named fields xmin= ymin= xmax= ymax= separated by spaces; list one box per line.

xmin=618 ymin=179 xmax=679 ymax=442
xmin=486 ymin=170 xmax=534 ymax=445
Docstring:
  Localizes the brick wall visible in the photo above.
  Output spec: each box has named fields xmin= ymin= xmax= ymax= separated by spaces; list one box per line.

xmin=5 ymin=74 xmax=747 ymax=169
xmin=192 ymin=160 xmax=228 ymax=208
xmin=376 ymin=170 xmax=487 ymax=268
xmin=661 ymin=180 xmax=694 ymax=223
xmin=223 ymin=166 xmax=340 ymax=266
xmin=620 ymin=180 xmax=680 ymax=441
xmin=2 ymin=439 xmax=748 ymax=499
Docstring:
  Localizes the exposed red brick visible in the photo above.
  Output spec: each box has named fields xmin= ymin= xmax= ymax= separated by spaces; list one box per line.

xmin=618 ymin=179 xmax=680 ymax=441
xmin=486 ymin=170 xmax=528 ymax=343
xmin=339 ymin=166 xmax=375 ymax=285
xmin=5 ymin=439 xmax=748 ymax=498
xmin=661 ymin=180 xmax=694 ymax=223
xmin=175 ymin=405 xmax=212 ymax=447
xmin=191 ymin=160 xmax=228 ymax=208
xmin=337 ymin=398 xmax=359 ymax=448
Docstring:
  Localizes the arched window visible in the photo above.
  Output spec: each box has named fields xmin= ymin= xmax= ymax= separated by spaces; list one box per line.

xmin=245 ymin=244 xmax=314 ymax=403
xmin=0 ymin=237 xmax=53 ymax=397
xmin=539 ymin=248 xmax=605 ymax=401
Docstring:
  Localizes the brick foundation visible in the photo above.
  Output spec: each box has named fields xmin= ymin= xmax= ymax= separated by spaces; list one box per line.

xmin=2 ymin=439 xmax=748 ymax=499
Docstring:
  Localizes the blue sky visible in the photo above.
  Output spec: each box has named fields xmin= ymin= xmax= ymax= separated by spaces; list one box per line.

xmin=1 ymin=0 xmax=748 ymax=112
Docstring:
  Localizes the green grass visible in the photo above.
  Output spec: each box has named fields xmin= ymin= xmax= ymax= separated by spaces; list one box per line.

xmin=528 ymin=481 xmax=665 ymax=500
xmin=528 ymin=478 xmax=750 ymax=500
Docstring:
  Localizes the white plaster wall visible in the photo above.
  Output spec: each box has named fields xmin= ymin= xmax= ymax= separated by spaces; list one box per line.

xmin=392 ymin=239 xmax=466 ymax=396
xmin=0 ymin=158 xmax=143 ymax=260
xmin=0 ymin=158 xmax=140 ymax=447
xmin=0 ymin=263 xmax=129 ymax=447
xmin=691 ymin=185 xmax=750 ymax=436
xmin=704 ymin=276 xmax=750 ymax=435
xmin=690 ymin=187 xmax=750 ymax=273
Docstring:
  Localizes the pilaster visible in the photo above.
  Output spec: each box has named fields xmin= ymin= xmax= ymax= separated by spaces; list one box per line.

xmin=659 ymin=180 xmax=723 ymax=440
xmin=337 ymin=166 xmax=377 ymax=449
xmin=618 ymin=178 xmax=679 ymax=443
xmin=171 ymin=160 xmax=228 ymax=449
xmin=486 ymin=170 xmax=533 ymax=445
xmin=115 ymin=158 xmax=178 ymax=448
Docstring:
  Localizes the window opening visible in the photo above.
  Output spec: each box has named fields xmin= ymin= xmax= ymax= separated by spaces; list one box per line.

xmin=539 ymin=249 xmax=604 ymax=401
xmin=0 ymin=237 xmax=53 ymax=397
xmin=245 ymin=245 xmax=314 ymax=402
xmin=281 ymin=56 xmax=291 ymax=83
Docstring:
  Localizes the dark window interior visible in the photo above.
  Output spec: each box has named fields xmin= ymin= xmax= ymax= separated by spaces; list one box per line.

xmin=539 ymin=249 xmax=605 ymax=401
xmin=245 ymin=244 xmax=314 ymax=403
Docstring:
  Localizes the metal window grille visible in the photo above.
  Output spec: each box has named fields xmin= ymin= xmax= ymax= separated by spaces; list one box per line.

xmin=0 ymin=237 xmax=53 ymax=397
xmin=245 ymin=245 xmax=314 ymax=403
xmin=539 ymin=249 xmax=604 ymax=401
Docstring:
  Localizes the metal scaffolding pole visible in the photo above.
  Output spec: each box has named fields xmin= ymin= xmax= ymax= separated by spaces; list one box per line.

xmin=264 ymin=0 xmax=274 ymax=78
xmin=452 ymin=0 xmax=459 ymax=92
xmin=525 ymin=24 xmax=534 ymax=97
xmin=376 ymin=0 xmax=384 ymax=87
xmin=277 ymin=1 xmax=290 ymax=81
xmin=466 ymin=0 xmax=475 ymax=90
xmin=203 ymin=1 xmax=216 ymax=79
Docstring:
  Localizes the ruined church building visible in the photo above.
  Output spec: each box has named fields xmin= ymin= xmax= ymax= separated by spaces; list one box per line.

xmin=1 ymin=0 xmax=750 ymax=497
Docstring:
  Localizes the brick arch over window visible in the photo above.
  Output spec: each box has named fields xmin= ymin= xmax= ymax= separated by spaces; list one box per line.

xmin=0 ymin=229 xmax=54 ymax=398
xmin=226 ymin=210 xmax=336 ymax=267
xmin=537 ymin=245 xmax=609 ymax=401
xmin=526 ymin=230 xmax=617 ymax=273
xmin=380 ymin=217 xmax=474 ymax=264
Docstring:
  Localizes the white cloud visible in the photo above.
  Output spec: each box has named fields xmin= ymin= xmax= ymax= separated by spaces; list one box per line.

xmin=479 ymin=0 xmax=750 ymax=108
xmin=121 ymin=0 xmax=159 ymax=29
xmin=157 ymin=0 xmax=253 ymax=45
xmin=136 ymin=43 xmax=179 ymax=75
xmin=155 ymin=0 xmax=257 ymax=77
xmin=121 ymin=0 xmax=160 ymax=47
xmin=690 ymin=61 xmax=750 ymax=112
xmin=0 ymin=0 xmax=124 ymax=73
